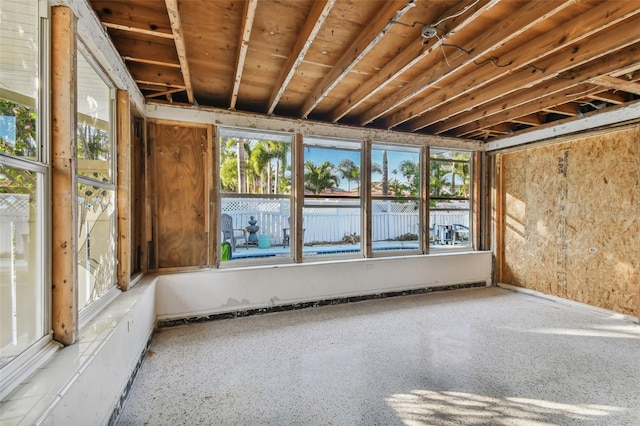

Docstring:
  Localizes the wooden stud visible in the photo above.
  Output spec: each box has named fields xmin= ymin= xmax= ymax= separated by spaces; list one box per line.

xmin=362 ymin=139 xmax=372 ymax=257
xmin=51 ymin=6 xmax=78 ymax=346
xmin=493 ymin=153 xmax=504 ymax=284
xmin=116 ymin=90 xmax=131 ymax=290
xmin=209 ymin=125 xmax=218 ymax=267
xmin=471 ymin=151 xmax=481 ymax=251
xmin=230 ymin=0 xmax=258 ymax=110
xmin=293 ymin=133 xmax=304 ymax=262
xmin=300 ymin=0 xmax=415 ymax=118
xmin=267 ymin=0 xmax=336 ymax=115
xmin=421 ymin=145 xmax=430 ymax=254
xmin=165 ymin=0 xmax=195 ymax=104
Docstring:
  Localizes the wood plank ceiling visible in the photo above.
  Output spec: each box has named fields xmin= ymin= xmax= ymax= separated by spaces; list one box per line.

xmin=89 ymin=0 xmax=640 ymax=142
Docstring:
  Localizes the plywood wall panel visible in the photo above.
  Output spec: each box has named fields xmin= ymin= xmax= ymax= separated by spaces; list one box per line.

xmin=500 ymin=128 xmax=640 ymax=317
xmin=152 ymin=123 xmax=208 ymax=269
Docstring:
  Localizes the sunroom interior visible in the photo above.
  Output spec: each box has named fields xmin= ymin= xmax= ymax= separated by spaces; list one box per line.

xmin=1 ymin=0 xmax=640 ymax=424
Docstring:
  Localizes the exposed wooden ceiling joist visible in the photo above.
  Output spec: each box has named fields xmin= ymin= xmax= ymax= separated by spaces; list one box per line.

xmin=400 ymin=1 xmax=640 ymax=132
xmin=446 ymin=44 xmax=640 ymax=137
xmin=230 ymin=0 xmax=258 ymax=110
xmin=588 ymin=75 xmax=640 ymax=96
xmin=374 ymin=0 xmax=574 ymax=129
xmin=357 ymin=0 xmax=502 ymax=126
xmin=412 ymin=13 xmax=640 ymax=134
xmin=88 ymin=0 xmax=640 ymax=144
xmin=586 ymin=91 xmax=626 ymax=105
xmin=329 ymin=0 xmax=484 ymax=123
xmin=165 ymin=0 xmax=194 ymax=104
xmin=299 ymin=0 xmax=416 ymax=118
xmin=509 ymin=114 xmax=543 ymax=126
xmin=267 ymin=0 xmax=336 ymax=115
xmin=102 ymin=22 xmax=174 ymax=39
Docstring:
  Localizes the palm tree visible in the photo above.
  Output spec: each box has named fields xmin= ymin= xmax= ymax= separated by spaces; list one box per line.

xmin=267 ymin=141 xmax=289 ymax=194
xmin=304 ymin=161 xmax=340 ymax=194
xmin=337 ymin=158 xmax=359 ymax=192
xmin=382 ymin=150 xmax=388 ymax=196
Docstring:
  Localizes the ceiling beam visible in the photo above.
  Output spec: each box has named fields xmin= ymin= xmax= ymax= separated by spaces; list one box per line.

xmin=102 ymin=22 xmax=175 ymax=39
xmin=542 ymin=104 xmax=580 ymax=117
xmin=394 ymin=1 xmax=640 ymax=132
xmin=588 ymin=75 xmax=640 ymax=96
xmin=267 ymin=0 xmax=336 ymax=115
xmin=299 ymin=0 xmax=416 ymax=118
xmin=329 ymin=0 xmax=490 ymax=123
xmin=127 ymin=62 xmax=186 ymax=87
xmin=410 ymin=12 xmax=640 ymax=133
xmin=145 ymin=88 xmax=186 ymax=99
xmin=485 ymin=99 xmax=640 ymax=151
xmin=165 ymin=0 xmax=194 ymax=104
xmin=586 ymin=91 xmax=626 ymax=105
xmin=123 ymin=56 xmax=181 ymax=69
xmin=356 ymin=0 xmax=504 ymax=126
xmin=230 ymin=0 xmax=258 ymax=110
xmin=509 ymin=114 xmax=543 ymax=126
xmin=445 ymin=46 xmax=640 ymax=136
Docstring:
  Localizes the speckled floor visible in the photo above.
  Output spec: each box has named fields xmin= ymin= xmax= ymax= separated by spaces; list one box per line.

xmin=118 ymin=287 xmax=640 ymax=425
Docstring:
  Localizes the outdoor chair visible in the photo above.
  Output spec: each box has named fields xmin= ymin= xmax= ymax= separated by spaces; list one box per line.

xmin=221 ymin=213 xmax=248 ymax=252
xmin=282 ymin=216 xmax=305 ymax=248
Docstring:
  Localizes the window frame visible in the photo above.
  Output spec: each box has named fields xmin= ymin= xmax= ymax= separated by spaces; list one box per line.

xmin=0 ymin=0 xmax=56 ymax=401
xmin=75 ymin=41 xmax=119 ymax=325
xmin=302 ymin=136 xmax=363 ymax=260
xmin=369 ymin=142 xmax=424 ymax=257
xmin=217 ymin=126 xmax=295 ymax=266
xmin=429 ymin=148 xmax=473 ymax=251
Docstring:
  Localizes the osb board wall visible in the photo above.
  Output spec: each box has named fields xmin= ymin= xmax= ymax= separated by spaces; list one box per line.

xmin=500 ymin=127 xmax=640 ymax=317
xmin=150 ymin=123 xmax=208 ymax=269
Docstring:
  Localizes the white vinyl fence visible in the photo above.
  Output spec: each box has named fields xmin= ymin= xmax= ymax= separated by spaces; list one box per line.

xmin=221 ymin=198 xmax=469 ymax=245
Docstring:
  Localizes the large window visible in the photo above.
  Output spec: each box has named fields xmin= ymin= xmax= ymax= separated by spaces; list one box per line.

xmin=219 ymin=128 xmax=292 ymax=262
xmin=430 ymin=149 xmax=472 ymax=249
xmin=0 ymin=0 xmax=48 ymax=393
xmin=76 ymin=49 xmax=117 ymax=310
xmin=371 ymin=144 xmax=422 ymax=253
xmin=303 ymin=137 xmax=361 ymax=258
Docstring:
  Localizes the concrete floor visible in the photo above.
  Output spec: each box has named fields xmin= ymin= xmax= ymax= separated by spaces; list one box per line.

xmin=118 ymin=287 xmax=640 ymax=425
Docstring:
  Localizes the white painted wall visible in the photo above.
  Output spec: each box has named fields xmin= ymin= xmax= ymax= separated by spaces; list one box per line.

xmin=39 ymin=278 xmax=156 ymax=425
xmin=156 ymin=251 xmax=492 ymax=320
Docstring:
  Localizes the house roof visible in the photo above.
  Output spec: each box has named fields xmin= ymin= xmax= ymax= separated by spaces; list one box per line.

xmin=89 ymin=0 xmax=640 ymax=143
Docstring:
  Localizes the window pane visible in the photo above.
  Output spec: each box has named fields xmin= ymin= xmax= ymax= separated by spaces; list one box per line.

xmin=371 ymin=146 xmax=420 ymax=198
xmin=430 ymin=149 xmax=471 ymax=249
xmin=219 ymin=128 xmax=291 ymax=195
xmin=77 ymin=52 xmax=112 ymax=182
xmin=304 ymin=146 xmax=360 ymax=196
xmin=0 ymin=0 xmax=38 ymax=159
xmin=0 ymin=164 xmax=44 ymax=367
xmin=220 ymin=196 xmax=292 ymax=261
xmin=77 ymin=184 xmax=116 ymax=310
xmin=219 ymin=128 xmax=293 ymax=262
xmin=302 ymin=205 xmax=361 ymax=257
xmin=372 ymin=200 xmax=420 ymax=251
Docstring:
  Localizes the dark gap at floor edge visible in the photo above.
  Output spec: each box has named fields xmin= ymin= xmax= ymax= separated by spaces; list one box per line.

xmin=158 ymin=282 xmax=488 ymax=329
